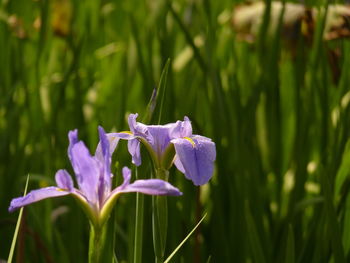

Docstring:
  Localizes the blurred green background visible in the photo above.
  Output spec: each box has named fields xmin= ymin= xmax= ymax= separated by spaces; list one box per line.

xmin=2 ymin=0 xmax=350 ymax=262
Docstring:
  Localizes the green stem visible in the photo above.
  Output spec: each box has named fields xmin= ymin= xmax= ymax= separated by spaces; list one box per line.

xmin=133 ymin=168 xmax=145 ymax=263
xmin=152 ymin=168 xmax=169 ymax=263
xmin=89 ymin=224 xmax=106 ymax=263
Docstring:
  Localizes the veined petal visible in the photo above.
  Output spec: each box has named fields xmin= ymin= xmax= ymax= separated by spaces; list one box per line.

xmin=70 ymin=141 xmax=100 ymax=205
xmin=9 ymin=187 xmax=69 ymax=212
xmin=55 ymin=169 xmax=74 ymax=191
xmin=172 ymin=136 xmax=216 ymax=186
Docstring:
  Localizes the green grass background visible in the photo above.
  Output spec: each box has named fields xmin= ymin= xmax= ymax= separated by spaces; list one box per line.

xmin=1 ymin=0 xmax=350 ymax=262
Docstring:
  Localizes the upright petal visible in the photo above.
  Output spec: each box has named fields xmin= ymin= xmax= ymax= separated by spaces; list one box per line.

xmin=9 ymin=187 xmax=69 ymax=212
xmin=172 ymin=136 xmax=216 ymax=186
xmin=128 ymin=113 xmax=152 ymax=143
xmin=95 ymin=133 xmax=121 ymax=162
xmin=70 ymin=141 xmax=100 ymax=205
xmin=97 ymin=126 xmax=112 ymax=201
xmin=68 ymin=129 xmax=79 ymax=168
xmin=120 ymin=166 xmax=131 ymax=188
xmin=169 ymin=116 xmax=193 ymax=139
xmin=147 ymin=126 xmax=173 ymax=156
xmin=55 ymin=169 xmax=74 ymax=191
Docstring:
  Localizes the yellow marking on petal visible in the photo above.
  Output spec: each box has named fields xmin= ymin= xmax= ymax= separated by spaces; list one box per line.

xmin=184 ymin=137 xmax=196 ymax=147
xmin=120 ymin=131 xmax=133 ymax=134
xmin=56 ymin=188 xmax=66 ymax=192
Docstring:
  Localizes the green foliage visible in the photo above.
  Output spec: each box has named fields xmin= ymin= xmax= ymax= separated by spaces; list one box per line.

xmin=1 ymin=0 xmax=350 ymax=262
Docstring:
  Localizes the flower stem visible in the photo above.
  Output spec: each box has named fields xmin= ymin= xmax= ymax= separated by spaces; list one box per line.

xmin=152 ymin=168 xmax=169 ymax=263
xmin=133 ymin=168 xmax=144 ymax=263
xmin=89 ymin=224 xmax=106 ymax=263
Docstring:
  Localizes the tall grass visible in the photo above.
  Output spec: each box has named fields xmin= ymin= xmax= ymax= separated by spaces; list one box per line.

xmin=1 ymin=0 xmax=350 ymax=262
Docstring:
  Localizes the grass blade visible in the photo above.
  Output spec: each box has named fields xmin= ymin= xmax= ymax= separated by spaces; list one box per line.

xmin=164 ymin=213 xmax=207 ymax=263
xmin=8 ymin=174 xmax=30 ymax=263
xmin=285 ymin=225 xmax=295 ymax=263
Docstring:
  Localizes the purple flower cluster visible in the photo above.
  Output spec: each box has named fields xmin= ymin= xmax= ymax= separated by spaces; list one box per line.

xmin=9 ymin=114 xmax=216 ymax=226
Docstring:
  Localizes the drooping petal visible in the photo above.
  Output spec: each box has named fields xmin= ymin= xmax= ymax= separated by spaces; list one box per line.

xmin=128 ymin=139 xmax=141 ymax=166
xmin=9 ymin=187 xmax=70 ymax=212
xmin=70 ymin=141 xmax=100 ymax=205
xmin=55 ymin=169 xmax=74 ymax=191
xmin=172 ymin=136 xmax=216 ymax=186
xmin=173 ymin=157 xmax=185 ymax=174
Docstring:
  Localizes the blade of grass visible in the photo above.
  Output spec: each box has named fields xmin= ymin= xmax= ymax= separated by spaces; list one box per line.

xmin=245 ymin=201 xmax=267 ymax=263
xmin=285 ymin=225 xmax=295 ymax=263
xmin=142 ymin=58 xmax=170 ymax=124
xmin=164 ymin=213 xmax=207 ymax=263
xmin=8 ymin=174 xmax=30 ymax=263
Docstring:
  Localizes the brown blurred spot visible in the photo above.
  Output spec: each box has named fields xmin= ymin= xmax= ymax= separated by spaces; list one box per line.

xmin=8 ymin=15 xmax=27 ymax=39
xmin=51 ymin=0 xmax=72 ymax=37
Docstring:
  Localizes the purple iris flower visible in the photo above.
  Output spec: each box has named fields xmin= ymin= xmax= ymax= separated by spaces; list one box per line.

xmin=9 ymin=127 xmax=182 ymax=227
xmin=109 ymin=113 xmax=216 ymax=186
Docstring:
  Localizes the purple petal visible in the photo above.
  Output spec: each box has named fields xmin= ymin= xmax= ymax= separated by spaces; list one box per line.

xmin=128 ymin=139 xmax=141 ymax=166
xmin=128 ymin=113 xmax=152 ymax=142
xmin=97 ymin=126 xmax=112 ymax=200
xmin=120 ymin=166 xmax=131 ymax=188
xmin=68 ymin=129 xmax=79 ymax=166
xmin=112 ymin=179 xmax=182 ymax=197
xmin=9 ymin=187 xmax=69 ymax=212
xmin=70 ymin=141 xmax=100 ymax=205
xmin=95 ymin=133 xmax=121 ymax=162
xmin=172 ymin=136 xmax=216 ymax=186
xmin=146 ymin=126 xmax=173 ymax=156
xmin=55 ymin=170 xmax=74 ymax=191
xmin=99 ymin=131 xmax=140 ymax=166
xmin=169 ymin=116 xmax=193 ymax=139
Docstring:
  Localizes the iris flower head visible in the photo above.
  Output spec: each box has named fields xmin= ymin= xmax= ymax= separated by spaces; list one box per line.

xmin=9 ymin=127 xmax=182 ymax=227
xmin=110 ymin=114 xmax=216 ymax=186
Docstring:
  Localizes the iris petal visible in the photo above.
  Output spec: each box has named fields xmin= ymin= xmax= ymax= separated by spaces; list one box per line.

xmin=128 ymin=139 xmax=141 ymax=166
xmin=70 ymin=141 xmax=100 ymax=205
xmin=55 ymin=169 xmax=74 ymax=191
xmin=172 ymin=136 xmax=216 ymax=185
xmin=116 ymin=179 xmax=182 ymax=196
xmin=8 ymin=187 xmax=69 ymax=212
